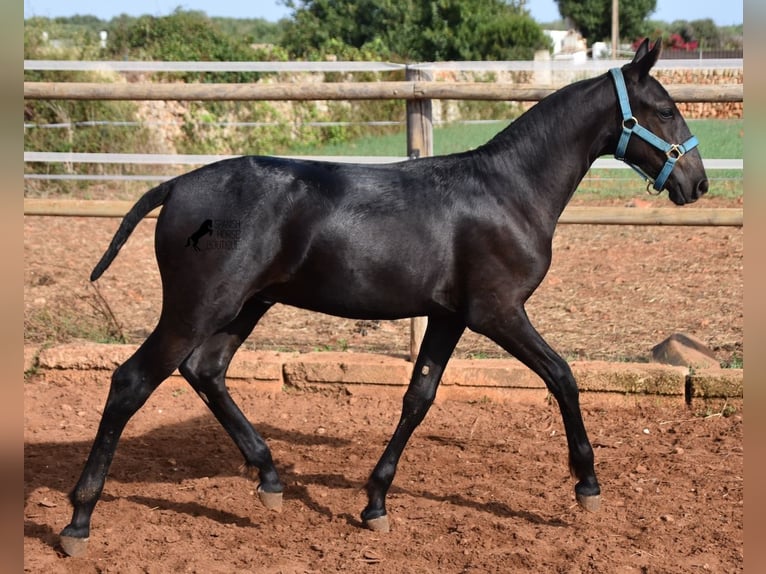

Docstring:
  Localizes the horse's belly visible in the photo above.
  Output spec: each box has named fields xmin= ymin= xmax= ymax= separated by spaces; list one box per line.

xmin=261 ymin=260 xmax=453 ymax=320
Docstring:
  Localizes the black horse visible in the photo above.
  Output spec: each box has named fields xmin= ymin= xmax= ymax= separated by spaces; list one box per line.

xmin=60 ymin=39 xmax=707 ymax=556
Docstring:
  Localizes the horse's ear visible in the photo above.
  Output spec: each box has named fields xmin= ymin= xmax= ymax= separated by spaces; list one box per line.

xmin=624 ymin=38 xmax=661 ymax=80
xmin=633 ymin=38 xmax=651 ymax=61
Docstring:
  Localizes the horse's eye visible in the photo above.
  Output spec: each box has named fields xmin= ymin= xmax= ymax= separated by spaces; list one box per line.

xmin=659 ymin=108 xmax=674 ymax=120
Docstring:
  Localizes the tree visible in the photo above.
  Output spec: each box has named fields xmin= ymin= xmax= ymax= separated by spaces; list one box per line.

xmin=411 ymin=0 xmax=549 ymax=60
xmin=687 ymin=18 xmax=722 ymax=49
xmin=281 ymin=0 xmax=411 ymax=59
xmin=281 ymin=0 xmax=549 ymax=61
xmin=555 ymin=0 xmax=657 ymax=45
xmin=105 ymin=9 xmax=258 ymax=82
xmin=212 ymin=17 xmax=287 ymax=46
xmin=106 ymin=9 xmax=252 ymax=61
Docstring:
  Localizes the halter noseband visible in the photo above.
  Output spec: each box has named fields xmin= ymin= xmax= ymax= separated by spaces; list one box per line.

xmin=609 ymin=68 xmax=699 ymax=193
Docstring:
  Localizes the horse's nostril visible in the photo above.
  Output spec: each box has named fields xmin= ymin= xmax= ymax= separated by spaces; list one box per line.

xmin=697 ymin=179 xmax=709 ymax=195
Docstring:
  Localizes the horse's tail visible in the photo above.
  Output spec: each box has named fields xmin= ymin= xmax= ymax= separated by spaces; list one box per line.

xmin=90 ymin=182 xmax=172 ymax=281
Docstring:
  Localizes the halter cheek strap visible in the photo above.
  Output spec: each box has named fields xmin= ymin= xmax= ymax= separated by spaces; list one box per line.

xmin=609 ymin=68 xmax=699 ymax=192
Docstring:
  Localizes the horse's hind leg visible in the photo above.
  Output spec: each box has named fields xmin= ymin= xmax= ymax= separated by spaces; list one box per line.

xmin=178 ymin=298 xmax=285 ymax=511
xmin=469 ymin=305 xmax=601 ymax=511
xmin=362 ymin=314 xmax=465 ymax=532
xmin=59 ymin=322 xmax=200 ymax=556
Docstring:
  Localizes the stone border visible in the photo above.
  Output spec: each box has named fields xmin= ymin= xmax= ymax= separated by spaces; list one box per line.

xmin=24 ymin=343 xmax=742 ymax=406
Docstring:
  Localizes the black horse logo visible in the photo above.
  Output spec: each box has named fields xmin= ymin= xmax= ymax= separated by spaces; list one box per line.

xmin=185 ymin=219 xmax=213 ymax=251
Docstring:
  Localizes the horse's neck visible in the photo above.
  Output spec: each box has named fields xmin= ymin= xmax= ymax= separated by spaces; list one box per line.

xmin=479 ymin=74 xmax=616 ymax=216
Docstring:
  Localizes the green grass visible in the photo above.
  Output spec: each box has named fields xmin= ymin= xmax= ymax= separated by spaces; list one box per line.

xmin=287 ymin=121 xmax=510 ymax=157
xmin=287 ymin=119 xmax=742 ymax=158
xmin=286 ymin=119 xmax=743 ymax=201
xmin=580 ymin=120 xmax=743 ymax=200
xmin=687 ymin=119 xmax=743 ymax=158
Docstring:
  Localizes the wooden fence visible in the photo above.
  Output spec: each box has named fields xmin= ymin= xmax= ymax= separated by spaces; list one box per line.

xmin=23 ymin=80 xmax=743 ymax=103
xmin=22 ymin=77 xmax=744 ymax=228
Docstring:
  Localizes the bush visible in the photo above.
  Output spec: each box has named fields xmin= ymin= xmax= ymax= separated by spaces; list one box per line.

xmin=106 ymin=10 xmax=260 ymax=83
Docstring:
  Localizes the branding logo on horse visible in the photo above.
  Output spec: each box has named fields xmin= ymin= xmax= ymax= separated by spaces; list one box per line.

xmin=185 ymin=218 xmax=241 ymax=251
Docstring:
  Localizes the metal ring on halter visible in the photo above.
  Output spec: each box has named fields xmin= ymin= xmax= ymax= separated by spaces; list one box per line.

xmin=646 ymin=181 xmax=661 ymax=195
xmin=622 ymin=117 xmax=638 ymax=131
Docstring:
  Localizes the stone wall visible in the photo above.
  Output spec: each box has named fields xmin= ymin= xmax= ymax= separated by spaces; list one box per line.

xmin=653 ymin=67 xmax=743 ymax=119
xmin=431 ymin=64 xmax=743 ymax=121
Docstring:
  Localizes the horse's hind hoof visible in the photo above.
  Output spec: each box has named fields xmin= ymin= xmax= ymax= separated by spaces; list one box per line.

xmin=257 ymin=487 xmax=283 ymax=512
xmin=576 ymin=492 xmax=602 ymax=512
xmin=364 ymin=515 xmax=390 ymax=532
xmin=59 ymin=534 xmax=89 ymax=557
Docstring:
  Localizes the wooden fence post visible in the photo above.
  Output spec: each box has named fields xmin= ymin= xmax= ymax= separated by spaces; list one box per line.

xmin=406 ymin=66 xmax=433 ymax=362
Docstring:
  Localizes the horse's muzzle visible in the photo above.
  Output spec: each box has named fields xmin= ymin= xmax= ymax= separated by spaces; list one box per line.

xmin=669 ymin=177 xmax=708 ymax=206
xmin=693 ymin=178 xmax=709 ymax=200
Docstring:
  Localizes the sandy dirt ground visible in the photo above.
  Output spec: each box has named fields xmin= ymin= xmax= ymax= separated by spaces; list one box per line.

xmin=24 ymin=375 xmax=742 ymax=573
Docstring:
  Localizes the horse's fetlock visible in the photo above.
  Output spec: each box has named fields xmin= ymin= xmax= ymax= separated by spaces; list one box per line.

xmin=70 ymin=484 xmax=101 ymax=506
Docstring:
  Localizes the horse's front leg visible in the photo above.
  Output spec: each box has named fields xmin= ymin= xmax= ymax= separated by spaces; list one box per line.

xmin=362 ymin=315 xmax=465 ymax=531
xmin=469 ymin=304 xmax=601 ymax=511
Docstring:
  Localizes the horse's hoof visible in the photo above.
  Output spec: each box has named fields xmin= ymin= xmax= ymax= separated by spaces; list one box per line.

xmin=60 ymin=534 xmax=89 ymax=557
xmin=576 ymin=492 xmax=602 ymax=512
xmin=364 ymin=515 xmax=390 ymax=532
xmin=257 ymin=487 xmax=283 ymax=512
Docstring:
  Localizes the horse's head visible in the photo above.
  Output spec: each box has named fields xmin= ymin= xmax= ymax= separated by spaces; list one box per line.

xmin=614 ymin=38 xmax=708 ymax=205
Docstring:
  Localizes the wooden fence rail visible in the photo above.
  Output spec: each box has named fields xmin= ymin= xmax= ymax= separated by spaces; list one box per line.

xmin=23 ymin=81 xmax=743 ymax=103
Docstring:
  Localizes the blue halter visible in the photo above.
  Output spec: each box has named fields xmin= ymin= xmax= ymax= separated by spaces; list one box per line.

xmin=609 ymin=67 xmax=699 ymax=193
